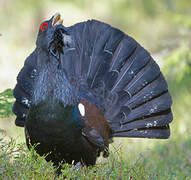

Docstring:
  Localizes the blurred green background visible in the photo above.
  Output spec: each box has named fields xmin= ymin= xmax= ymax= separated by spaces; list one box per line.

xmin=0 ymin=0 xmax=191 ymax=179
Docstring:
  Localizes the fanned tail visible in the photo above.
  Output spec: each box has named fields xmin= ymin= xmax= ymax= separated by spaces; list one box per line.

xmin=63 ymin=20 xmax=173 ymax=139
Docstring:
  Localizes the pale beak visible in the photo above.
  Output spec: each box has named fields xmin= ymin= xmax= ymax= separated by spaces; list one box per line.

xmin=52 ymin=13 xmax=63 ymax=26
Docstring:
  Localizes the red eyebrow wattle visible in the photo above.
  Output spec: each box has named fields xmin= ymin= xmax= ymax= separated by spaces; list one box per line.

xmin=40 ymin=22 xmax=48 ymax=32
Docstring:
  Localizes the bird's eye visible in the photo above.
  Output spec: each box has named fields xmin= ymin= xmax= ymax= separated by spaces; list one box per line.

xmin=40 ymin=22 xmax=48 ymax=32
xmin=78 ymin=103 xmax=85 ymax=116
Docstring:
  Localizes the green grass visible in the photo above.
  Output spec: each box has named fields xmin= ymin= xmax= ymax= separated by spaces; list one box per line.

xmin=0 ymin=136 xmax=190 ymax=179
xmin=0 ymin=75 xmax=191 ymax=180
xmin=0 ymin=89 xmax=14 ymax=118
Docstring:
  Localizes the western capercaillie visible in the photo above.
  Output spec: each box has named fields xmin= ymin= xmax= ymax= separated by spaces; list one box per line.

xmin=12 ymin=13 xmax=173 ymax=169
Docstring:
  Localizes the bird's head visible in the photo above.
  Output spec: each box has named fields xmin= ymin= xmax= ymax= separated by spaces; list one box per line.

xmin=36 ymin=13 xmax=68 ymax=59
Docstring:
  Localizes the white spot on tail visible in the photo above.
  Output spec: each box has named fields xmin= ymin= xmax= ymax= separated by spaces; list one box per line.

xmin=146 ymin=122 xmax=153 ymax=128
xmin=154 ymin=120 xmax=157 ymax=127
xmin=78 ymin=103 xmax=85 ymax=116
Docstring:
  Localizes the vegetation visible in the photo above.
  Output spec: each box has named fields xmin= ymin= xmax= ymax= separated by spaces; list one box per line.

xmin=0 ymin=89 xmax=14 ymax=118
xmin=0 ymin=0 xmax=191 ymax=179
xmin=0 ymin=134 xmax=190 ymax=179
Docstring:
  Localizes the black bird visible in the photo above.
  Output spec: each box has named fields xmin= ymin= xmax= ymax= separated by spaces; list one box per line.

xmin=12 ymin=13 xmax=173 ymax=168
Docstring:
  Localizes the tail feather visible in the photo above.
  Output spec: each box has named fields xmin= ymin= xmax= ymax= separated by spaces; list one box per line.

xmin=61 ymin=49 xmax=78 ymax=81
xmin=126 ymin=74 xmax=168 ymax=109
xmin=111 ymin=111 xmax=172 ymax=131
xmin=123 ymin=92 xmax=172 ymax=123
xmin=111 ymin=45 xmax=150 ymax=93
xmin=104 ymin=27 xmax=124 ymax=55
xmin=109 ymin=36 xmax=137 ymax=72
xmin=124 ymin=59 xmax=160 ymax=97
xmin=73 ymin=22 xmax=89 ymax=76
xmin=90 ymin=52 xmax=111 ymax=88
xmin=113 ymin=126 xmax=170 ymax=139
xmin=87 ymin=26 xmax=112 ymax=88
xmin=61 ymin=20 xmax=173 ymax=139
xmin=66 ymin=20 xmax=112 ymax=88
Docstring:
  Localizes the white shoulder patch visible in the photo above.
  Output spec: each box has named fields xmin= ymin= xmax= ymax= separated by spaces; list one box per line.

xmin=78 ymin=103 xmax=85 ymax=116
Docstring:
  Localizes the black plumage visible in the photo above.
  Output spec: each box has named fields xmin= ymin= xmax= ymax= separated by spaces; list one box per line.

xmin=12 ymin=13 xmax=173 ymax=168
